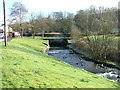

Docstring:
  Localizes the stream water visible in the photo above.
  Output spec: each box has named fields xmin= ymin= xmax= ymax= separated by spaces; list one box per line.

xmin=46 ymin=47 xmax=120 ymax=83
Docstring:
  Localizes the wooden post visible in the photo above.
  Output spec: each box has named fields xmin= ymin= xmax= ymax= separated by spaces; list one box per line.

xmin=3 ymin=0 xmax=7 ymax=46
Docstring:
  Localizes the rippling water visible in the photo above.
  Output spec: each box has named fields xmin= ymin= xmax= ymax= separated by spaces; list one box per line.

xmin=46 ymin=47 xmax=120 ymax=83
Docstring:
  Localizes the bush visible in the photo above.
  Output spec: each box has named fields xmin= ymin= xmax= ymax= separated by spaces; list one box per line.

xmin=71 ymin=29 xmax=119 ymax=63
xmin=107 ymin=47 xmax=119 ymax=62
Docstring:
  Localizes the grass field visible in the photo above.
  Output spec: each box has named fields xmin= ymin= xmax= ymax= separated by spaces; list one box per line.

xmin=82 ymin=35 xmax=119 ymax=47
xmin=1 ymin=37 xmax=119 ymax=88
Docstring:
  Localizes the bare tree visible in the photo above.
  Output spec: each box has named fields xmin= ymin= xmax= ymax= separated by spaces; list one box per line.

xmin=36 ymin=14 xmax=52 ymax=37
xmin=29 ymin=14 xmax=40 ymax=39
xmin=10 ymin=2 xmax=28 ymax=37
xmin=85 ymin=6 xmax=118 ymax=61
xmin=29 ymin=13 xmax=48 ymax=38
xmin=72 ymin=6 xmax=118 ymax=61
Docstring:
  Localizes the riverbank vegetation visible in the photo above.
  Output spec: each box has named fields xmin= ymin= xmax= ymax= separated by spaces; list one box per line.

xmin=1 ymin=38 xmax=119 ymax=88
xmin=71 ymin=6 xmax=119 ymax=68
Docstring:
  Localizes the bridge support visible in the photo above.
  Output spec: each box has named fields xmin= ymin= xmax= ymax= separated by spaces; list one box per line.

xmin=49 ymin=39 xmax=68 ymax=47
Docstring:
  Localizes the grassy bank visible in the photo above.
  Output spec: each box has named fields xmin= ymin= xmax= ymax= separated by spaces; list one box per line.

xmin=1 ymin=38 xmax=119 ymax=88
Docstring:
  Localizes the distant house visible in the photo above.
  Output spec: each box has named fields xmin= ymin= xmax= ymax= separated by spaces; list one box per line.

xmin=0 ymin=24 xmax=13 ymax=37
xmin=12 ymin=31 xmax=20 ymax=37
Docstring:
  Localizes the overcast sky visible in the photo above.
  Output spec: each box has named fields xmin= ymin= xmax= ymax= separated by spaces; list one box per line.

xmin=0 ymin=0 xmax=119 ymax=24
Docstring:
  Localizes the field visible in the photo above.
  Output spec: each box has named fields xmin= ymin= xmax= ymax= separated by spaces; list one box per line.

xmin=1 ymin=37 xmax=119 ymax=88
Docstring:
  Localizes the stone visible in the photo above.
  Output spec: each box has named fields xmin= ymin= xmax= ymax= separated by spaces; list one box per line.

xmin=117 ymin=75 xmax=120 ymax=78
xmin=76 ymin=63 xmax=78 ymax=65
xmin=69 ymin=50 xmax=74 ymax=54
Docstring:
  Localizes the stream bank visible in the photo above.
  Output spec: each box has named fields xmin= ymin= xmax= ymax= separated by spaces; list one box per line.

xmin=67 ymin=45 xmax=120 ymax=70
xmin=46 ymin=46 xmax=120 ymax=83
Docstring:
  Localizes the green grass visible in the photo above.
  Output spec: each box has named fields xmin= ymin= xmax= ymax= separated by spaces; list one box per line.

xmin=1 ymin=38 xmax=119 ymax=88
xmin=82 ymin=35 xmax=119 ymax=47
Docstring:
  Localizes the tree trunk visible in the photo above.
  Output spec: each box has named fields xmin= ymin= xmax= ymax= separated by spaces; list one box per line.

xmin=42 ymin=30 xmax=45 ymax=37
xmin=20 ymin=23 xmax=23 ymax=38
xmin=21 ymin=29 xmax=23 ymax=38
xmin=33 ymin=31 xmax=35 ymax=39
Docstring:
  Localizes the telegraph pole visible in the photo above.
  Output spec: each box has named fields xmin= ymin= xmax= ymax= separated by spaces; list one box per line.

xmin=3 ymin=0 xmax=7 ymax=46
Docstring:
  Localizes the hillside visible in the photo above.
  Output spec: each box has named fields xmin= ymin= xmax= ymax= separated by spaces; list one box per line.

xmin=1 ymin=37 xmax=119 ymax=88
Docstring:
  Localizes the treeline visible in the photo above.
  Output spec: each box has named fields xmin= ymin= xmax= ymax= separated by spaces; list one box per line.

xmin=8 ymin=2 xmax=74 ymax=38
xmin=74 ymin=6 xmax=118 ymax=35
xmin=9 ymin=12 xmax=74 ymax=38
xmin=8 ymin=2 xmax=118 ymax=38
xmin=71 ymin=6 xmax=118 ymax=62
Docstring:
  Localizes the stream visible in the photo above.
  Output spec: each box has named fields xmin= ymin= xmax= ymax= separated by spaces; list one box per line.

xmin=46 ymin=47 xmax=120 ymax=83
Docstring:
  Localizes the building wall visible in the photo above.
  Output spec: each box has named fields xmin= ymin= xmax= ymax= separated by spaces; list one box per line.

xmin=0 ymin=25 xmax=13 ymax=37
